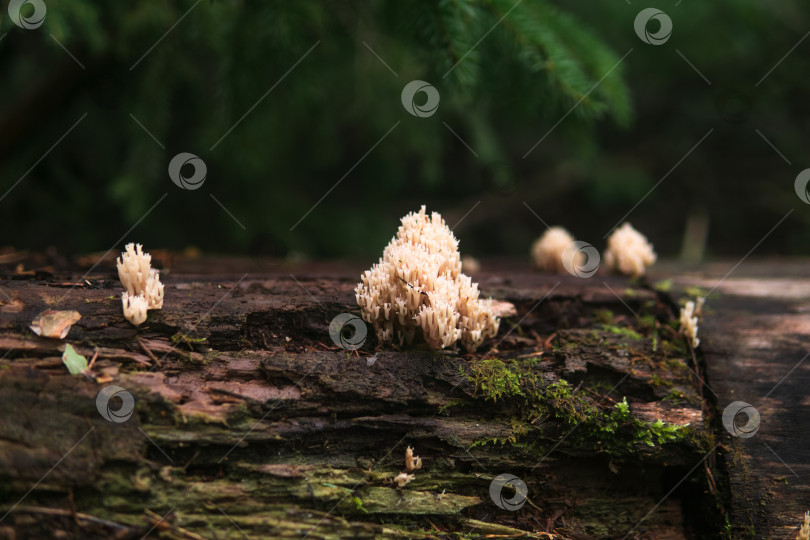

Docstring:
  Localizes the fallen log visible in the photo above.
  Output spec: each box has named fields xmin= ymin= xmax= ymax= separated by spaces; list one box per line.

xmin=0 ymin=257 xmax=722 ymax=538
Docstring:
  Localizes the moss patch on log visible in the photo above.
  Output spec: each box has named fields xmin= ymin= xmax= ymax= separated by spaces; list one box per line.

xmin=461 ymin=356 xmax=706 ymax=458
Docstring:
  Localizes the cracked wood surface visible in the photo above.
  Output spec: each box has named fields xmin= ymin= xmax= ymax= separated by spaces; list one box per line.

xmin=4 ymin=255 xmax=795 ymax=539
xmin=666 ymin=260 xmax=810 ymax=539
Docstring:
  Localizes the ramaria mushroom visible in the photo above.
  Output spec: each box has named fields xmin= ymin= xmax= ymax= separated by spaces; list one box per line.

xmin=679 ymin=298 xmax=704 ymax=348
xmin=117 ymin=243 xmax=164 ymax=325
xmin=798 ymin=511 xmax=810 ymax=540
xmin=121 ymin=292 xmax=148 ymax=326
xmin=531 ymin=226 xmax=581 ymax=273
xmin=393 ymin=472 xmax=415 ymax=488
xmin=354 ymin=206 xmax=500 ymax=352
xmin=117 ymin=243 xmax=164 ymax=308
xmin=603 ymin=223 xmax=656 ymax=278
xmin=405 ymin=446 xmax=422 ymax=472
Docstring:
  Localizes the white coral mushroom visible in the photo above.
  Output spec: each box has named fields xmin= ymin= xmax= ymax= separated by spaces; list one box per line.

xmin=144 ymin=268 xmax=164 ymax=309
xmin=604 ymin=223 xmax=656 ymax=277
xmin=531 ymin=227 xmax=581 ymax=273
xmin=354 ymin=206 xmax=500 ymax=352
xmin=393 ymin=472 xmax=415 ymax=488
xmin=405 ymin=446 xmax=422 ymax=472
xmin=679 ymin=298 xmax=703 ymax=348
xmin=121 ymin=293 xmax=148 ymax=326
xmin=118 ymin=243 xmax=151 ymax=296
xmin=117 ymin=243 xmax=164 ymax=325
xmin=797 ymin=511 xmax=810 ymax=540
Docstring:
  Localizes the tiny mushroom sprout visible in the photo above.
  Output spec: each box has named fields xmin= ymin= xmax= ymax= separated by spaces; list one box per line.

xmin=531 ymin=226 xmax=580 ymax=273
xmin=405 ymin=446 xmax=422 ymax=472
xmin=679 ymin=297 xmax=704 ymax=349
xmin=798 ymin=511 xmax=810 ymax=540
xmin=393 ymin=446 xmax=422 ymax=488
xmin=604 ymin=223 xmax=657 ymax=278
xmin=355 ymin=206 xmax=500 ymax=352
xmin=393 ymin=472 xmax=415 ymax=488
xmin=117 ymin=243 xmax=164 ymax=326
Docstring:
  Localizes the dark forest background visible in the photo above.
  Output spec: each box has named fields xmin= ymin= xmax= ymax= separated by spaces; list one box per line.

xmin=0 ymin=0 xmax=808 ymax=262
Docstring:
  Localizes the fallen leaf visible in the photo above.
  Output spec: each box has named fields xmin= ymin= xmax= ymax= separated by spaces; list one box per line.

xmin=62 ymin=344 xmax=89 ymax=375
xmin=30 ymin=310 xmax=81 ymax=339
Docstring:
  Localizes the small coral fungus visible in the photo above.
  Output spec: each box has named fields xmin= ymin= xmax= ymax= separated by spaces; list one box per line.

xmin=117 ymin=243 xmax=164 ymax=325
xmin=604 ymin=223 xmax=656 ymax=277
xmin=531 ymin=226 xmax=579 ymax=273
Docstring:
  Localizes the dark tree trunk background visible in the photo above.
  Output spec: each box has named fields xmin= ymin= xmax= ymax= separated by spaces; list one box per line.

xmin=0 ymin=253 xmax=807 ymax=539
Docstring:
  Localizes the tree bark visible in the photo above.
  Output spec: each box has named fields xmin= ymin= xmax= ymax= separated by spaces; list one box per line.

xmin=0 ymin=258 xmax=723 ymax=539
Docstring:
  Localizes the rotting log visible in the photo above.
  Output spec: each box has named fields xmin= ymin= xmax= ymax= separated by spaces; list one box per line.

xmin=665 ymin=260 xmax=810 ymax=539
xmin=0 ymin=255 xmax=726 ymax=539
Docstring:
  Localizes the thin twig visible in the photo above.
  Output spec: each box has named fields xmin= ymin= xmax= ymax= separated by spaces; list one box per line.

xmin=138 ymin=337 xmax=160 ymax=366
xmin=2 ymin=506 xmax=132 ymax=531
xmin=87 ymin=349 xmax=99 ymax=370
xmin=396 ymin=276 xmax=429 ymax=297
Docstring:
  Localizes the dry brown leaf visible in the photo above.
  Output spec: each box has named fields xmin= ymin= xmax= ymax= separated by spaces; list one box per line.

xmin=30 ymin=310 xmax=81 ymax=339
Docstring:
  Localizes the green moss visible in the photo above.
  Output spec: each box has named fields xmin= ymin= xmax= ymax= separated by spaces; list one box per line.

xmin=438 ymin=400 xmax=464 ymax=416
xmin=660 ymin=337 xmax=688 ymax=356
xmin=649 ymin=373 xmax=673 ymax=388
xmin=463 ymin=358 xmax=523 ymax=402
xmin=468 ymin=419 xmax=531 ymax=448
xmin=597 ymin=324 xmax=642 ymax=340
xmin=637 ymin=313 xmax=657 ymax=329
xmin=662 ymin=389 xmax=686 ymax=402
xmin=462 ymin=357 xmax=702 ymax=457
xmin=84 ymin=295 xmax=116 ymax=303
xmin=653 ymin=279 xmax=673 ymax=292
xmin=351 ymin=496 xmax=367 ymax=513
xmin=171 ymin=333 xmax=209 ymax=346
xmin=593 ymin=309 xmax=615 ymax=325
xmin=684 ymin=286 xmax=708 ymax=298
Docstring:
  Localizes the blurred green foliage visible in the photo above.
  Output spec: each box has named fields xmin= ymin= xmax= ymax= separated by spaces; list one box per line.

xmin=0 ymin=0 xmax=807 ymax=260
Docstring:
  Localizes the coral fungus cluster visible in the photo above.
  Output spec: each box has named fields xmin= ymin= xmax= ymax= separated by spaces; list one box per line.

xmin=679 ymin=297 xmax=704 ymax=349
xmin=117 ymin=243 xmax=164 ymax=325
xmin=531 ymin=226 xmax=580 ymax=274
xmin=603 ymin=223 xmax=657 ymax=278
xmin=355 ymin=206 xmax=499 ymax=352
xmin=531 ymin=222 xmax=656 ymax=278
